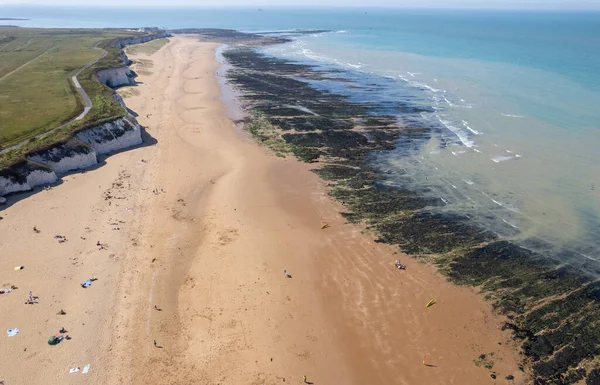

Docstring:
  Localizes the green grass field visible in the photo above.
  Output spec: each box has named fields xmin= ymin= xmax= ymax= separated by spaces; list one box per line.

xmin=124 ymin=37 xmax=169 ymax=55
xmin=0 ymin=28 xmax=139 ymax=151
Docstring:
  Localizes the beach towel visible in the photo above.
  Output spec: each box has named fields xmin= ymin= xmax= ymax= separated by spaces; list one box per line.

xmin=69 ymin=367 xmax=80 ymax=374
xmin=0 ymin=288 xmax=12 ymax=294
xmin=81 ymin=280 xmax=93 ymax=288
xmin=7 ymin=328 xmax=19 ymax=337
xmin=82 ymin=364 xmax=90 ymax=374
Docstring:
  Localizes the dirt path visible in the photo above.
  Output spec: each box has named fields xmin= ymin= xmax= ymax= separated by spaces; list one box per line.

xmin=0 ymin=45 xmax=53 ymax=81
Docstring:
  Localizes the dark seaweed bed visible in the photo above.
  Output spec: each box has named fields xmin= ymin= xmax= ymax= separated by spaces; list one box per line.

xmin=221 ymin=43 xmax=600 ymax=385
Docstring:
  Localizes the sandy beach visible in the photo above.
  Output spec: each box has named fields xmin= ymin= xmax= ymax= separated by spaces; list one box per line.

xmin=0 ymin=36 xmax=526 ymax=384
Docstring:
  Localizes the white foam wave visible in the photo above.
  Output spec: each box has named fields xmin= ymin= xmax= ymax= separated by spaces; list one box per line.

xmin=462 ymin=179 xmax=474 ymax=185
xmin=491 ymin=199 xmax=520 ymax=213
xmin=473 ymin=148 xmax=482 ymax=153
xmin=443 ymin=96 xmax=455 ymax=107
xmin=491 ymin=155 xmax=517 ymax=163
xmin=346 ymin=62 xmax=363 ymax=69
xmin=437 ymin=116 xmax=475 ymax=147
xmin=461 ymin=120 xmax=481 ymax=135
xmin=501 ymin=113 xmax=524 ymax=118
xmin=502 ymin=218 xmax=519 ymax=229
xmin=284 ymin=104 xmax=318 ymax=115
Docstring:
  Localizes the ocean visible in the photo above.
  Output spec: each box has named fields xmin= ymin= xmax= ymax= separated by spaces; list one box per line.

xmin=3 ymin=6 xmax=599 ymax=264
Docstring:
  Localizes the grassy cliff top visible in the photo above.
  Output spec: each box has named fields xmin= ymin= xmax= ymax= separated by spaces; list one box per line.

xmin=0 ymin=28 xmax=162 ymax=170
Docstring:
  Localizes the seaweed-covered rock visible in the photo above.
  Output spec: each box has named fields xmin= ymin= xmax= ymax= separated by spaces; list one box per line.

xmin=587 ymin=369 xmax=600 ymax=385
xmin=223 ymin=44 xmax=600 ymax=383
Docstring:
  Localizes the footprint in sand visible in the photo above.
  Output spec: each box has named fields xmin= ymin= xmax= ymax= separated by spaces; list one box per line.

xmin=217 ymin=228 xmax=239 ymax=246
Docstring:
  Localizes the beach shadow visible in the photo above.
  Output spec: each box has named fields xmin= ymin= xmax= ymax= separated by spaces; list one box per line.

xmin=125 ymin=106 xmax=139 ymax=118
xmin=424 ymin=363 xmax=438 ymax=368
xmin=155 ymin=345 xmax=163 ymax=349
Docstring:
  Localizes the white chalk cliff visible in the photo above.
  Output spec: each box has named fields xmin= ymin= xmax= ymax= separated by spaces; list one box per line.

xmin=0 ymin=168 xmax=58 ymax=196
xmin=0 ymin=118 xmax=143 ymax=196
xmin=97 ymin=67 xmax=135 ymax=88
xmin=76 ymin=117 xmax=142 ymax=154
xmin=0 ymin=32 xmax=167 ymax=198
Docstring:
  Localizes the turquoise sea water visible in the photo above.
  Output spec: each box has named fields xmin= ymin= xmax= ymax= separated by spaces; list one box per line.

xmin=2 ymin=6 xmax=599 ymax=263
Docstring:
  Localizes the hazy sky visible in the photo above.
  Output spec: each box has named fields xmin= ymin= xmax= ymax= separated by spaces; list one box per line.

xmin=2 ymin=0 xmax=600 ymax=9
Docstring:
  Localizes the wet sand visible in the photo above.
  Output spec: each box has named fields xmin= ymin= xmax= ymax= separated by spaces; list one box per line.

xmin=0 ymin=36 xmax=526 ymax=384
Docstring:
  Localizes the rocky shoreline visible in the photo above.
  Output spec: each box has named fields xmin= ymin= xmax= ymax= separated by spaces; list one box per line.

xmin=222 ymin=45 xmax=600 ymax=385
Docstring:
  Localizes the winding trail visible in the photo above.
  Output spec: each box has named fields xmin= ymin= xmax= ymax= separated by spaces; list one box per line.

xmin=0 ymin=46 xmax=107 ymax=155
xmin=0 ymin=46 xmax=53 ymax=81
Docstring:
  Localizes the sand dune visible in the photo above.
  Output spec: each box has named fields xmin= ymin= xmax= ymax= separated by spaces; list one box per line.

xmin=0 ymin=37 xmax=525 ymax=384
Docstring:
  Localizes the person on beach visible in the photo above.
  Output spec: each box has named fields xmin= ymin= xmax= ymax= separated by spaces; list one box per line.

xmin=154 ymin=340 xmax=157 ymax=347
xmin=283 ymin=269 xmax=291 ymax=278
xmin=28 ymin=291 xmax=33 ymax=302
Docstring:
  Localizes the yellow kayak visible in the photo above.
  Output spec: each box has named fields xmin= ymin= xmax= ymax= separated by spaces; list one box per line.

xmin=426 ymin=299 xmax=436 ymax=308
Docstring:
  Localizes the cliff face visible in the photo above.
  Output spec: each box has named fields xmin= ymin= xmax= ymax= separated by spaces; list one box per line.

xmin=0 ymin=161 xmax=57 ymax=196
xmin=114 ymin=31 xmax=170 ymax=49
xmin=97 ymin=67 xmax=135 ymax=88
xmin=76 ymin=117 xmax=142 ymax=154
xmin=28 ymin=138 xmax=95 ymax=174
xmin=96 ymin=31 xmax=170 ymax=89
xmin=0 ymin=118 xmax=143 ymax=196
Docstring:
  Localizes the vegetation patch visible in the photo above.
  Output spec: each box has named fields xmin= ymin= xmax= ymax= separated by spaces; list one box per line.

xmin=124 ymin=38 xmax=169 ymax=55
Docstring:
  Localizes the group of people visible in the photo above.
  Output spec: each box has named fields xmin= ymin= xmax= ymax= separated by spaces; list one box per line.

xmin=54 ymin=234 xmax=67 ymax=243
xmin=24 ymin=290 xmax=38 ymax=305
xmin=395 ymin=259 xmax=406 ymax=270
